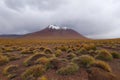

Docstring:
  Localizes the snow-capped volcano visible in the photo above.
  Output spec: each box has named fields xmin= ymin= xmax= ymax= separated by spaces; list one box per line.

xmin=23 ymin=25 xmax=87 ymax=39
xmin=48 ymin=25 xmax=68 ymax=30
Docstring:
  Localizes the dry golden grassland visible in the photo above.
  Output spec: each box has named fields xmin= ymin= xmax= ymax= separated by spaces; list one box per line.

xmin=0 ymin=39 xmax=120 ymax=80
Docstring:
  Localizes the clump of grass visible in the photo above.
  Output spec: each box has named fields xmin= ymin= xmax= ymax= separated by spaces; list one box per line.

xmin=0 ymin=54 xmax=9 ymax=65
xmin=46 ymin=58 xmax=61 ymax=70
xmin=5 ymin=54 xmax=20 ymax=61
xmin=29 ymin=47 xmax=35 ymax=51
xmin=21 ymin=49 xmax=33 ymax=54
xmin=39 ymin=47 xmax=45 ymax=52
xmin=57 ymin=63 xmax=79 ymax=75
xmin=54 ymin=46 xmax=59 ymax=50
xmin=4 ymin=47 xmax=14 ymax=52
xmin=35 ymin=57 xmax=50 ymax=65
xmin=76 ymin=47 xmax=87 ymax=55
xmin=47 ymin=58 xmax=68 ymax=70
xmin=60 ymin=45 xmax=68 ymax=52
xmin=71 ymin=47 xmax=77 ymax=51
xmin=3 ymin=65 xmax=18 ymax=79
xmin=88 ymin=50 xmax=97 ymax=57
xmin=111 ymin=51 xmax=120 ymax=59
xmin=67 ymin=48 xmax=73 ymax=53
xmin=66 ymin=53 xmax=76 ymax=60
xmin=44 ymin=48 xmax=52 ymax=54
xmin=23 ymin=53 xmax=48 ymax=66
xmin=93 ymin=60 xmax=112 ymax=72
xmin=72 ymin=55 xmax=95 ymax=67
xmin=96 ymin=49 xmax=113 ymax=61
xmin=21 ymin=65 xmax=46 ymax=80
xmin=82 ymin=43 xmax=96 ymax=50
xmin=39 ymin=76 xmax=48 ymax=80
xmin=16 ymin=47 xmax=23 ymax=51
xmin=55 ymin=49 xmax=62 ymax=57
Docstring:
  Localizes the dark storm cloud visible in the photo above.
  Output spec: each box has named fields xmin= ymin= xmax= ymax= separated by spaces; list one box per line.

xmin=0 ymin=0 xmax=120 ymax=39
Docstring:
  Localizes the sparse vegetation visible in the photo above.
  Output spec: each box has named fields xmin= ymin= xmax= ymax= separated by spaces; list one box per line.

xmin=39 ymin=76 xmax=48 ymax=80
xmin=0 ymin=54 xmax=9 ymax=65
xmin=35 ymin=57 xmax=50 ymax=65
xmin=55 ymin=49 xmax=62 ymax=57
xmin=96 ymin=49 xmax=113 ymax=61
xmin=21 ymin=65 xmax=46 ymax=80
xmin=3 ymin=65 xmax=18 ymax=79
xmin=47 ymin=58 xmax=63 ymax=70
xmin=93 ymin=60 xmax=112 ymax=72
xmin=67 ymin=48 xmax=73 ymax=53
xmin=72 ymin=55 xmax=95 ymax=67
xmin=76 ymin=47 xmax=87 ymax=55
xmin=60 ymin=45 xmax=68 ymax=52
xmin=66 ymin=53 xmax=76 ymax=60
xmin=57 ymin=63 xmax=79 ymax=75
xmin=82 ymin=43 xmax=96 ymax=50
xmin=21 ymin=49 xmax=33 ymax=54
xmin=44 ymin=48 xmax=53 ymax=54
xmin=111 ymin=51 xmax=120 ymax=59
xmin=39 ymin=47 xmax=45 ymax=52
xmin=23 ymin=53 xmax=49 ymax=66
xmin=0 ymin=39 xmax=120 ymax=80
xmin=5 ymin=53 xmax=21 ymax=61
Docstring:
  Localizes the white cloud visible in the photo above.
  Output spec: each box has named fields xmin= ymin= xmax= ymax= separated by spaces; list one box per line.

xmin=0 ymin=0 xmax=120 ymax=39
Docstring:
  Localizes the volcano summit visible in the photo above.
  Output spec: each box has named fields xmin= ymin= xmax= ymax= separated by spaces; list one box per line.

xmin=23 ymin=25 xmax=87 ymax=39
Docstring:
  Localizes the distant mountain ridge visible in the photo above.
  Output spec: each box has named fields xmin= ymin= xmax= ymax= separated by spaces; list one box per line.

xmin=0 ymin=25 xmax=88 ymax=39
xmin=0 ymin=34 xmax=22 ymax=38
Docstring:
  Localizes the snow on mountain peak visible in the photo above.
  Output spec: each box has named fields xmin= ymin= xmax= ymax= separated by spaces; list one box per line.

xmin=62 ymin=27 xmax=68 ymax=30
xmin=48 ymin=25 xmax=61 ymax=30
xmin=48 ymin=25 xmax=68 ymax=30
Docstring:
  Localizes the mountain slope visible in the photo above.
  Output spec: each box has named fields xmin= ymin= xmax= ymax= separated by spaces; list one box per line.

xmin=23 ymin=25 xmax=87 ymax=39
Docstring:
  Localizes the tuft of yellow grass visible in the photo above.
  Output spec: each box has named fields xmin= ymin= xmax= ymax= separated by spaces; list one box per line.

xmin=0 ymin=54 xmax=9 ymax=65
xmin=57 ymin=63 xmax=79 ymax=75
xmin=3 ymin=65 xmax=18 ymax=79
xmin=21 ymin=65 xmax=46 ymax=80
xmin=96 ymin=49 xmax=113 ymax=61
xmin=93 ymin=60 xmax=112 ymax=72
xmin=72 ymin=55 xmax=95 ymax=67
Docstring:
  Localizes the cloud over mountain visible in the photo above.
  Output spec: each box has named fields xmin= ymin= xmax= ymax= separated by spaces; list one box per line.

xmin=0 ymin=0 xmax=120 ymax=39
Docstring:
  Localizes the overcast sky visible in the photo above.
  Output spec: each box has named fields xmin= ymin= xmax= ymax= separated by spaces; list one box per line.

xmin=0 ymin=0 xmax=120 ymax=39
